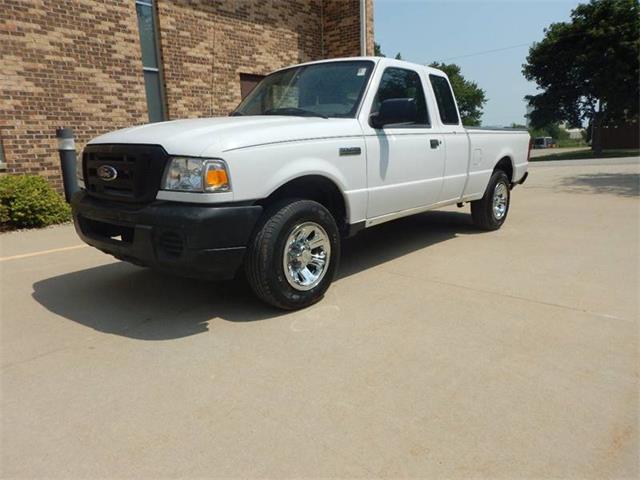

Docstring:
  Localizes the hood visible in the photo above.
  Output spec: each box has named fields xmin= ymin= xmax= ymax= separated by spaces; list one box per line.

xmin=88 ymin=116 xmax=363 ymax=157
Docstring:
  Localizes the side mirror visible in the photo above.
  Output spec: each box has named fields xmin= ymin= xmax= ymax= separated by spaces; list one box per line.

xmin=370 ymin=98 xmax=417 ymax=129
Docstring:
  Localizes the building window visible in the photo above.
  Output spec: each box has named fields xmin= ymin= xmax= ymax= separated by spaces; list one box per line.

xmin=0 ymin=139 xmax=6 ymax=170
xmin=240 ymin=73 xmax=266 ymax=100
xmin=135 ymin=0 xmax=166 ymax=122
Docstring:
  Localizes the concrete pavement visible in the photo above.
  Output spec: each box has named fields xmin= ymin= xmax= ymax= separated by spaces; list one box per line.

xmin=529 ymin=146 xmax=590 ymax=158
xmin=1 ymin=158 xmax=638 ymax=478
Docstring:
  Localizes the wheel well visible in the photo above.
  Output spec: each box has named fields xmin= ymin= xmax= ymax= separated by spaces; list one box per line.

xmin=259 ymin=175 xmax=348 ymax=233
xmin=494 ymin=157 xmax=514 ymax=182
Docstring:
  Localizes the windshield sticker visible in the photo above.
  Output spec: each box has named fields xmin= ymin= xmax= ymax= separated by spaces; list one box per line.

xmin=357 ymin=68 xmax=367 ymax=76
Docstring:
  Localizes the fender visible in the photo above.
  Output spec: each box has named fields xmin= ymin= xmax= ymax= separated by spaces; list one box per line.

xmin=264 ymin=159 xmax=355 ymax=222
xmin=492 ymin=149 xmax=516 ymax=180
xmin=223 ymin=138 xmax=368 ymax=223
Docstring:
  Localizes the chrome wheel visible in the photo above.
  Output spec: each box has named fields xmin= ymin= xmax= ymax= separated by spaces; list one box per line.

xmin=283 ymin=222 xmax=331 ymax=291
xmin=492 ymin=182 xmax=508 ymax=220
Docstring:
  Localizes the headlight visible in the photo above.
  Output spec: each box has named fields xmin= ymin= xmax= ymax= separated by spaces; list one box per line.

xmin=76 ymin=158 xmax=85 ymax=189
xmin=162 ymin=157 xmax=231 ymax=193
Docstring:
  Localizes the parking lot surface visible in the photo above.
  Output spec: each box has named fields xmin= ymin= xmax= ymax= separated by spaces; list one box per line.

xmin=529 ymin=146 xmax=590 ymax=158
xmin=1 ymin=158 xmax=638 ymax=478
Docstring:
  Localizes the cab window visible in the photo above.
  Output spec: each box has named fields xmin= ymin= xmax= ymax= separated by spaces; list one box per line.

xmin=371 ymin=67 xmax=430 ymax=126
xmin=429 ymin=74 xmax=460 ymax=125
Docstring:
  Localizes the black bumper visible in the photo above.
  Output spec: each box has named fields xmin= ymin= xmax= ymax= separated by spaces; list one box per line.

xmin=71 ymin=191 xmax=263 ymax=280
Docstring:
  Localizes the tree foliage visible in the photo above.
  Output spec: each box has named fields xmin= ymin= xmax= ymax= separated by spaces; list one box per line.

xmin=529 ymin=124 xmax=570 ymax=140
xmin=373 ymin=42 xmax=403 ymax=60
xmin=371 ymin=45 xmax=487 ymax=125
xmin=523 ymin=0 xmax=640 ymax=131
xmin=429 ymin=62 xmax=487 ymax=126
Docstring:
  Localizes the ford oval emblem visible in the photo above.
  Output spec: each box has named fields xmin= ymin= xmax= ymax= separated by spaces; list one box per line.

xmin=97 ymin=165 xmax=118 ymax=182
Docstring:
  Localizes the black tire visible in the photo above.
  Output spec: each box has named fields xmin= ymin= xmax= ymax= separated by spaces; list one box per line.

xmin=471 ymin=170 xmax=511 ymax=231
xmin=245 ymin=199 xmax=340 ymax=310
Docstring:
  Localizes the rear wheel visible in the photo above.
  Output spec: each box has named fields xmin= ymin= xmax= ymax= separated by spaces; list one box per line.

xmin=245 ymin=199 xmax=340 ymax=310
xmin=471 ymin=170 xmax=511 ymax=230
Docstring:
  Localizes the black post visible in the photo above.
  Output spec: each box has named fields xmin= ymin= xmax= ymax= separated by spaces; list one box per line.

xmin=56 ymin=127 xmax=78 ymax=202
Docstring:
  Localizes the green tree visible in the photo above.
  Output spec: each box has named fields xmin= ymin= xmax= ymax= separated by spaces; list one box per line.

xmin=528 ymin=124 xmax=569 ymax=141
xmin=373 ymin=43 xmax=403 ymax=60
xmin=429 ymin=62 xmax=487 ymax=126
xmin=523 ymin=0 xmax=640 ymax=152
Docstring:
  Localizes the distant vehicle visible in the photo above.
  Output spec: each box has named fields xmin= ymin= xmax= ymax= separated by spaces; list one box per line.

xmin=533 ymin=136 xmax=555 ymax=149
xmin=72 ymin=57 xmax=530 ymax=310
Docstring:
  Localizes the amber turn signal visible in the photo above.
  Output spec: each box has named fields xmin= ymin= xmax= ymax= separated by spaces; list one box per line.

xmin=206 ymin=169 xmax=228 ymax=187
xmin=204 ymin=161 xmax=231 ymax=192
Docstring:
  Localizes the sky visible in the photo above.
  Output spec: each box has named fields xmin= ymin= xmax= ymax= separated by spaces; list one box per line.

xmin=373 ymin=0 xmax=584 ymax=126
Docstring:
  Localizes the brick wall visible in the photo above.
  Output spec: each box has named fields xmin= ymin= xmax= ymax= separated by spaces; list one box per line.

xmin=157 ymin=0 xmax=325 ymax=119
xmin=365 ymin=0 xmax=375 ymax=56
xmin=323 ymin=0 xmax=374 ymax=58
xmin=0 ymin=0 xmax=148 ymax=189
xmin=0 ymin=0 xmax=373 ymax=189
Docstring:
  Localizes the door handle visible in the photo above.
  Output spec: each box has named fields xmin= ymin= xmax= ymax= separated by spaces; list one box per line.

xmin=430 ymin=139 xmax=441 ymax=149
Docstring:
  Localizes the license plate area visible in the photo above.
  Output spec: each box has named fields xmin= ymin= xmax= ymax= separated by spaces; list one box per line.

xmin=78 ymin=216 xmax=135 ymax=244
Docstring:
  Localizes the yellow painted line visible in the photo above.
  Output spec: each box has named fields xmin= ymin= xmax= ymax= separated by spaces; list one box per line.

xmin=0 ymin=244 xmax=89 ymax=262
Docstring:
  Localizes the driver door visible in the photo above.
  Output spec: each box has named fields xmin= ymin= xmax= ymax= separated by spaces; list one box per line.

xmin=362 ymin=66 xmax=445 ymax=221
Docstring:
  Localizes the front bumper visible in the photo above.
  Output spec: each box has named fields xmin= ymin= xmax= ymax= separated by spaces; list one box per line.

xmin=71 ymin=191 xmax=263 ymax=280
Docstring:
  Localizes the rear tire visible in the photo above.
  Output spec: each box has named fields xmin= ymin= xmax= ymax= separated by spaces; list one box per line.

xmin=245 ymin=199 xmax=340 ymax=310
xmin=471 ymin=170 xmax=511 ymax=231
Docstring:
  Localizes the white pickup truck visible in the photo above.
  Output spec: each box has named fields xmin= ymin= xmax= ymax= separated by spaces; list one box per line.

xmin=72 ymin=57 xmax=530 ymax=309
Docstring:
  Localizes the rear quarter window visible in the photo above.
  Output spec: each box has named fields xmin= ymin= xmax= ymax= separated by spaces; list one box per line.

xmin=429 ymin=74 xmax=460 ymax=125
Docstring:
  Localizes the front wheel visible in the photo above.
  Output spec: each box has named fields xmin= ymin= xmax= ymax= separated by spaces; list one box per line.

xmin=471 ymin=170 xmax=511 ymax=230
xmin=245 ymin=199 xmax=340 ymax=310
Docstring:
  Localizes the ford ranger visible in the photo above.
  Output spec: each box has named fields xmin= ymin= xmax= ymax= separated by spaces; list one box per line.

xmin=72 ymin=57 xmax=530 ymax=310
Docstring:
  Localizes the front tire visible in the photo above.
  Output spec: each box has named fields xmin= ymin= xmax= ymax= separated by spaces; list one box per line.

xmin=245 ymin=199 xmax=340 ymax=310
xmin=471 ymin=170 xmax=511 ymax=230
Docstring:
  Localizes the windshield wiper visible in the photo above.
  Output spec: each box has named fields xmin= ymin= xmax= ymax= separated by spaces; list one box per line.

xmin=263 ymin=107 xmax=328 ymax=119
xmin=229 ymin=111 xmax=244 ymax=116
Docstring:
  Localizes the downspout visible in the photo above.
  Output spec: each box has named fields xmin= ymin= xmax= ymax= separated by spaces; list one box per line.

xmin=359 ymin=0 xmax=367 ymax=56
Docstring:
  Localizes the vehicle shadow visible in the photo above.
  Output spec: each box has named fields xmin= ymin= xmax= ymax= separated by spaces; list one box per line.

xmin=32 ymin=210 xmax=478 ymax=340
xmin=558 ymin=172 xmax=639 ymax=197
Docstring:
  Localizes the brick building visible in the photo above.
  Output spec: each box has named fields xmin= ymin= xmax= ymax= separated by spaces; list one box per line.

xmin=0 ymin=0 xmax=374 ymax=189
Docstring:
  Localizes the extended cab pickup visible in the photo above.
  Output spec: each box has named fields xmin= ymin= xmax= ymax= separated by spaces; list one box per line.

xmin=72 ymin=57 xmax=530 ymax=309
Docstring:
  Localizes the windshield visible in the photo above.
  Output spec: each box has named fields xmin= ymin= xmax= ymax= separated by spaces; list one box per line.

xmin=233 ymin=61 xmax=375 ymax=118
